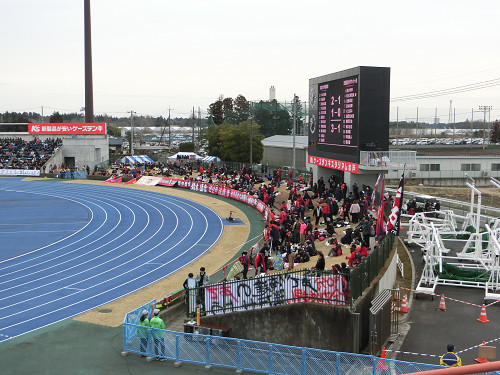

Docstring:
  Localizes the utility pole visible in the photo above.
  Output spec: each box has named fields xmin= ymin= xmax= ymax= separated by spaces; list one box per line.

xmin=168 ymin=107 xmax=172 ymax=150
xmin=396 ymin=106 xmax=399 ymax=146
xmin=479 ymin=105 xmax=492 ymax=148
xmin=128 ymin=110 xmax=135 ymax=155
xmin=453 ymin=108 xmax=456 ymax=148
xmin=249 ymin=103 xmax=253 ymax=166
xmin=192 ymin=107 xmax=195 ymax=146
xmin=292 ymin=94 xmax=297 ymax=172
xmin=415 ymin=107 xmax=419 ymax=148
xmin=434 ymin=107 xmax=438 ymax=145
xmin=471 ymin=108 xmax=474 ymax=148
xmin=41 ymin=106 xmax=44 ymax=123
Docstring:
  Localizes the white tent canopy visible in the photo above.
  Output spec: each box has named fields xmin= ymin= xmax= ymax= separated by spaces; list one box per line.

xmin=168 ymin=152 xmax=203 ymax=161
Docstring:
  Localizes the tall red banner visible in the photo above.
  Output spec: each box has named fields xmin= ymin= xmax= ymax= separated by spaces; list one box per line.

xmin=28 ymin=123 xmax=106 ymax=135
xmin=386 ymin=172 xmax=405 ymax=236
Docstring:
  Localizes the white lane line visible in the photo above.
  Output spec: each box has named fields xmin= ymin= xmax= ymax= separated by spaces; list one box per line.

xmin=0 ymin=223 xmax=85 ymax=226
xmin=0 ymin=230 xmax=78 ymax=233
xmin=0 ymin=194 xmax=217 ymax=329
xmin=0 ymin=195 xmax=111 ymax=276
xmin=0 ymin=187 xmax=223 ymax=340
xmin=0 ymin=196 xmax=129 ymax=286
xmin=0 ymin=194 xmax=165 ymax=304
xmin=0 ymin=189 xmax=96 ymax=265
xmin=0 ymin=185 xmax=222 ymax=330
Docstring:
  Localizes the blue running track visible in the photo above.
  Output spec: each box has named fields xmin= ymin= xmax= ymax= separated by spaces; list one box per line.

xmin=0 ymin=178 xmax=224 ymax=342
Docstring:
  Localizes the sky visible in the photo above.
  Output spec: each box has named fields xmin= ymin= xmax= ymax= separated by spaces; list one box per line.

xmin=1 ymin=0 xmax=500 ymax=124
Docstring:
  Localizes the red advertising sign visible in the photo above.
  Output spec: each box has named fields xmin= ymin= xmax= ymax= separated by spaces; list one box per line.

xmin=308 ymin=155 xmax=359 ymax=174
xmin=28 ymin=123 xmax=106 ymax=135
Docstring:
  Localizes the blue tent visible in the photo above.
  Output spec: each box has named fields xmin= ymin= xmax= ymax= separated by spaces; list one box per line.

xmin=202 ymin=156 xmax=221 ymax=163
xmin=120 ymin=155 xmax=154 ymax=164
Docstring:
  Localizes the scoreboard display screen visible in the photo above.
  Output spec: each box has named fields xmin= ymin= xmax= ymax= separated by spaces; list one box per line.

xmin=317 ymin=75 xmax=358 ymax=148
xmin=308 ymin=66 xmax=390 ymax=167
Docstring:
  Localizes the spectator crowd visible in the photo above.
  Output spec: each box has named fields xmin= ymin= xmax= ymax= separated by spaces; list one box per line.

xmin=0 ymin=137 xmax=62 ymax=170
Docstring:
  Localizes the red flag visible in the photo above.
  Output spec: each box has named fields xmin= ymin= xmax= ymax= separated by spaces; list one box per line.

xmin=376 ymin=199 xmax=386 ymax=238
xmin=375 ymin=175 xmax=386 ymax=238
xmin=386 ymin=172 xmax=405 ymax=235
xmin=122 ymin=178 xmax=136 ymax=184
xmin=371 ymin=174 xmax=381 ymax=209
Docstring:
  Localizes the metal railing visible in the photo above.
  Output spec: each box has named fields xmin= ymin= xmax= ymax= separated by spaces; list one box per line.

xmin=359 ymin=150 xmax=417 ymax=169
xmin=385 ymin=188 xmax=500 ymax=222
xmin=176 ymin=233 xmax=396 ymax=317
xmin=123 ymin=316 xmax=449 ymax=374
xmin=350 ymin=234 xmax=395 ymax=300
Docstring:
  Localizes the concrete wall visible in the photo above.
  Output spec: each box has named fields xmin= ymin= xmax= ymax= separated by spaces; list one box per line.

xmin=200 ymin=302 xmax=356 ymax=352
xmin=262 ymin=146 xmax=307 ymax=171
xmin=377 ymin=249 xmax=398 ymax=294
xmin=197 ymin=247 xmax=397 ymax=353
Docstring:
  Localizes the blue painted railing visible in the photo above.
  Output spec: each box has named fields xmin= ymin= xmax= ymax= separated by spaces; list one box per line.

xmin=123 ymin=302 xmax=451 ymax=375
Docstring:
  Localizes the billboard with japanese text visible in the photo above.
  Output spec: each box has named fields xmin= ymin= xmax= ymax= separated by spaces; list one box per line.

xmin=28 ymin=123 xmax=106 ymax=135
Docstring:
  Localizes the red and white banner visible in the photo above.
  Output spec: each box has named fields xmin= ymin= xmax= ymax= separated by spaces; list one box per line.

xmin=104 ymin=175 xmax=122 ymax=183
xmin=204 ymin=273 xmax=346 ymax=315
xmin=136 ymin=176 xmax=162 ymax=186
xmin=386 ymin=172 xmax=405 ymax=236
xmin=28 ymin=123 xmax=106 ymax=135
xmin=155 ymin=177 xmax=269 ymax=220
xmin=308 ymin=155 xmax=359 ymax=174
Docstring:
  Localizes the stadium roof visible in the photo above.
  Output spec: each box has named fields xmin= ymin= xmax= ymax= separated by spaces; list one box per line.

xmin=262 ymin=135 xmax=308 ymax=149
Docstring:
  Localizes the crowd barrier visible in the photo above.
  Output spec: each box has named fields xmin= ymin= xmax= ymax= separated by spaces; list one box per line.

xmin=123 ymin=302 xmax=447 ymax=374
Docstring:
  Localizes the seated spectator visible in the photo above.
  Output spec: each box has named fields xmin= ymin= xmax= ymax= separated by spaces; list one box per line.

xmin=327 ymin=243 xmax=342 ymax=258
xmin=340 ymin=228 xmax=353 ymax=245
xmin=313 ymin=252 xmax=325 ymax=271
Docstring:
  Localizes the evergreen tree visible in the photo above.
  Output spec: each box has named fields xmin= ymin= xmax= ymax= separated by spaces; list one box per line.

xmin=491 ymin=120 xmax=500 ymax=144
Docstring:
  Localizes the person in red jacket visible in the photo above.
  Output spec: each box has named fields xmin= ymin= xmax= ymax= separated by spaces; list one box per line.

xmin=321 ymin=203 xmax=330 ymax=224
xmin=346 ymin=245 xmax=362 ymax=268
xmin=278 ymin=209 xmax=287 ymax=224
xmin=359 ymin=244 xmax=369 ymax=258
xmin=254 ymin=251 xmax=267 ymax=276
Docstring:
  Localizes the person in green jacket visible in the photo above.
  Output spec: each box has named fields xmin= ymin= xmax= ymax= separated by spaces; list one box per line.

xmin=149 ymin=309 xmax=165 ymax=359
xmin=137 ymin=310 xmax=149 ymax=356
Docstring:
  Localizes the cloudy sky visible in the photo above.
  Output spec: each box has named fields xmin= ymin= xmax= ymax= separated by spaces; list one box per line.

xmin=1 ymin=0 xmax=499 ymax=123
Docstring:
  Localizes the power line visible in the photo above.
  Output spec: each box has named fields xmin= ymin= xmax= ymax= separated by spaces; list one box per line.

xmin=391 ymin=78 xmax=500 ymax=102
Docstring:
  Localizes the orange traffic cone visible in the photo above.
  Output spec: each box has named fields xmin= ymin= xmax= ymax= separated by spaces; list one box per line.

xmin=477 ymin=305 xmax=490 ymax=323
xmin=400 ymin=295 xmax=408 ymax=314
xmin=376 ymin=347 xmax=388 ymax=370
xmin=437 ymin=295 xmax=447 ymax=311
xmin=475 ymin=341 xmax=488 ymax=363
